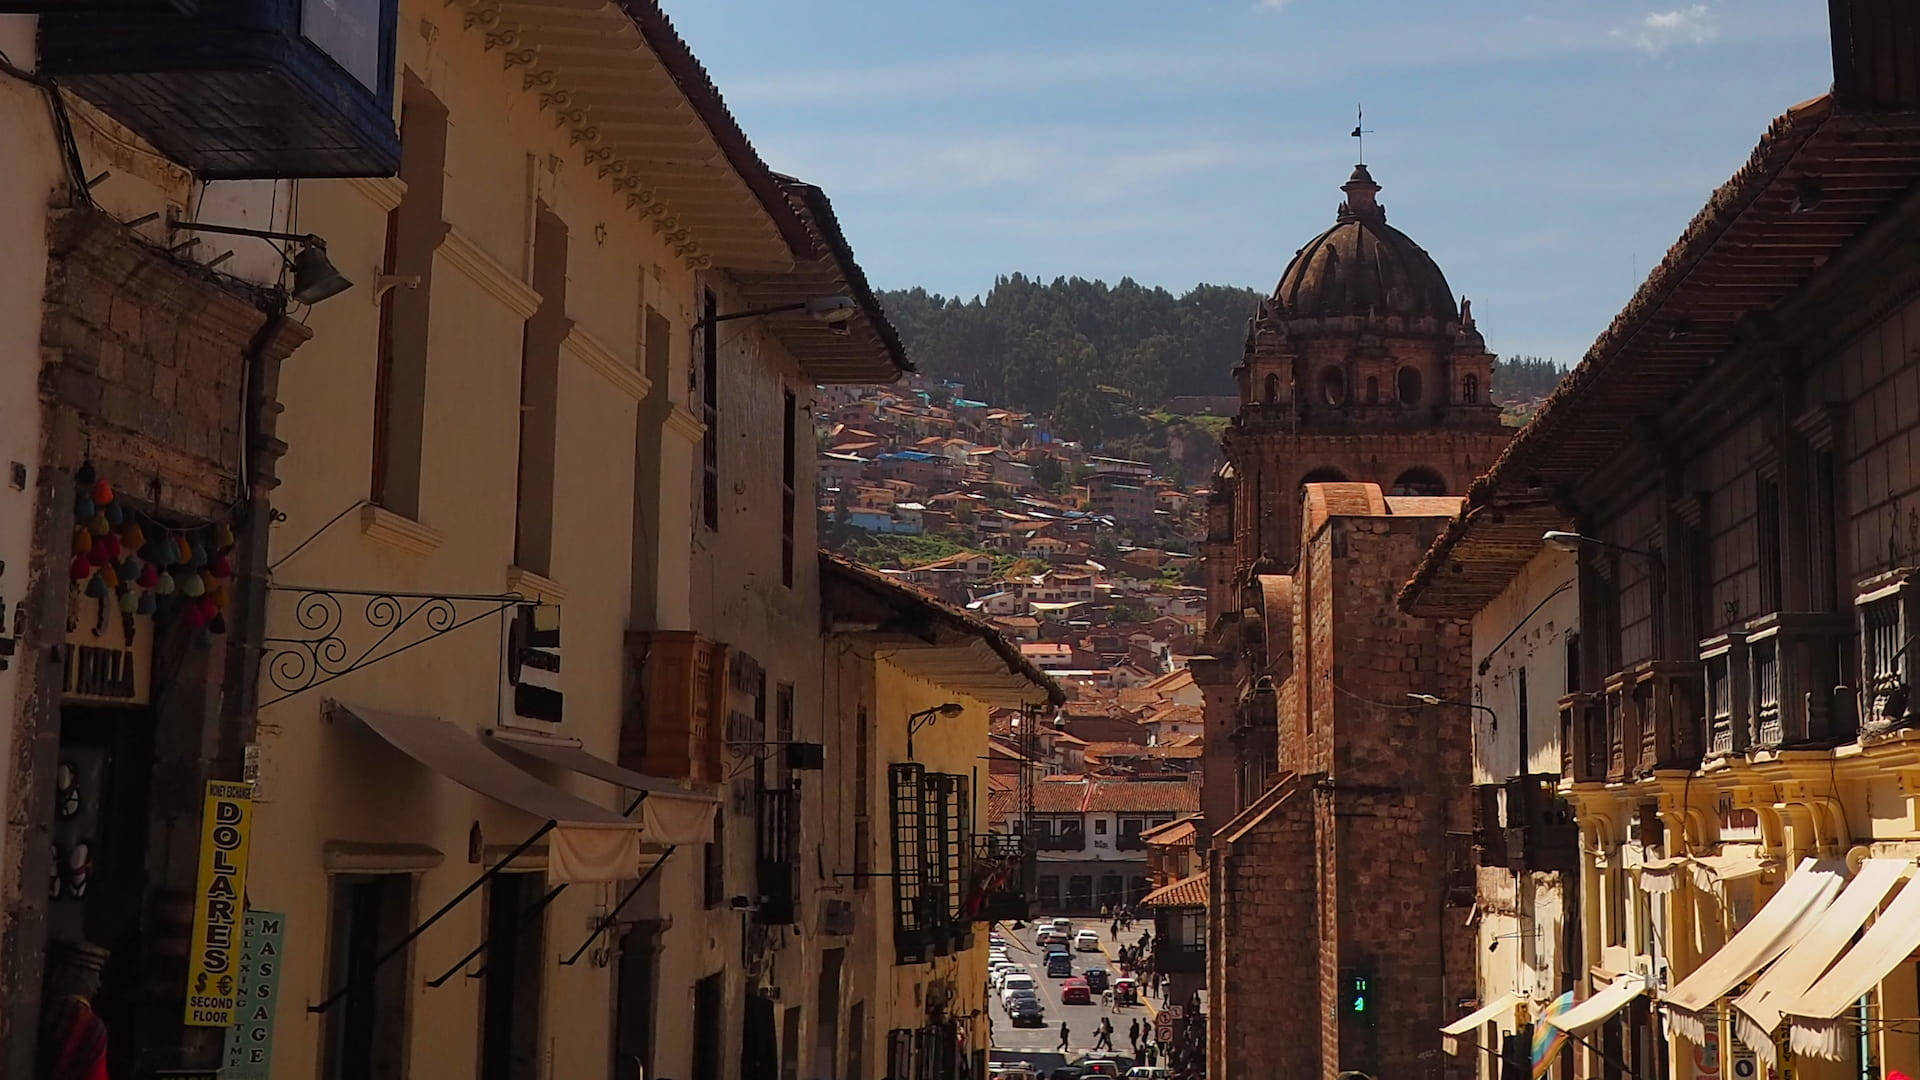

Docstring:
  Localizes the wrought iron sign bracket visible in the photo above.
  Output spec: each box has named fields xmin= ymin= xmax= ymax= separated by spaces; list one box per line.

xmin=261 ymin=585 xmax=532 ymax=708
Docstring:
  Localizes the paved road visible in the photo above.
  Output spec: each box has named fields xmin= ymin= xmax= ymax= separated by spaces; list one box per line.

xmin=987 ymin=919 xmax=1154 ymax=1061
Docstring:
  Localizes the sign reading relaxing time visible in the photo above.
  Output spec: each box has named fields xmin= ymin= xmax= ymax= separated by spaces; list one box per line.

xmin=222 ymin=909 xmax=285 ymax=1078
xmin=184 ymin=780 xmax=254 ymax=1027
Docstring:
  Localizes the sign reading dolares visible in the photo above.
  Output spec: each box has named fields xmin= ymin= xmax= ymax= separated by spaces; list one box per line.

xmin=222 ymin=910 xmax=285 ymax=1079
xmin=184 ymin=780 xmax=254 ymax=1027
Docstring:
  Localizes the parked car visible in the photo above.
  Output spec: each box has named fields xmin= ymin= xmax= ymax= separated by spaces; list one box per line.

xmin=1126 ymin=1068 xmax=1172 ymax=1080
xmin=1046 ymin=952 xmax=1074 ymax=977
xmin=1035 ymin=928 xmax=1057 ymax=947
xmin=1073 ymin=929 xmax=1100 ymax=952
xmin=1080 ymin=1060 xmax=1125 ymax=1077
xmin=1001 ymin=973 xmax=1036 ymax=1004
xmin=989 ymin=1066 xmax=1036 ymax=1080
xmin=1009 ymin=999 xmax=1046 ymax=1027
xmin=1060 ymin=977 xmax=1091 ymax=1004
xmin=1051 ymin=917 xmax=1074 ymax=934
xmin=1109 ymin=977 xmax=1138 ymax=1005
xmin=1005 ymin=989 xmax=1039 ymax=1010
xmin=1080 ymin=967 xmax=1109 ymax=992
xmin=1049 ymin=1069 xmax=1086 ymax=1080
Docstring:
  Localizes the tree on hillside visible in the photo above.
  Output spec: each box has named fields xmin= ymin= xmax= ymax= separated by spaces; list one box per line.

xmin=1491 ymin=356 xmax=1568 ymax=402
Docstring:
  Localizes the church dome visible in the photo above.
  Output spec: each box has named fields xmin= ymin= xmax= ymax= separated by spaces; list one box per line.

xmin=1271 ymin=165 xmax=1457 ymax=323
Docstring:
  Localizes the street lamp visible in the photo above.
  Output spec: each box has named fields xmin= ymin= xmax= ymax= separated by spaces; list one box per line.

xmin=167 ymin=214 xmax=353 ymax=304
xmin=1540 ymin=530 xmax=1658 ymax=560
xmin=907 ymin=702 xmax=965 ymax=759
xmin=695 ymin=295 xmax=859 ymax=328
xmin=1407 ymin=693 xmax=1500 ymax=730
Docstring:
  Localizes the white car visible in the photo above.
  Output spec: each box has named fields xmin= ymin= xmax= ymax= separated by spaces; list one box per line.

xmin=1074 ymin=929 xmax=1101 ymax=952
xmin=1000 ymin=973 xmax=1036 ymax=1005
xmin=1051 ymin=917 xmax=1074 ymax=934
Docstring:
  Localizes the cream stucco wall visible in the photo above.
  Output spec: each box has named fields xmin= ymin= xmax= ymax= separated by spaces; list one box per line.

xmin=242 ymin=5 xmax=775 ymax=1080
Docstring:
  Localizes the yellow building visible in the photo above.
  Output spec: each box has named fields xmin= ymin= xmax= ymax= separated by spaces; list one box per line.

xmin=821 ymin=555 xmax=1063 ymax=1080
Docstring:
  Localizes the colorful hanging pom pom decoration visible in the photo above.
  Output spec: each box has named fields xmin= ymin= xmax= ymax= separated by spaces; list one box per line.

xmin=65 ymin=462 xmax=238 ymax=648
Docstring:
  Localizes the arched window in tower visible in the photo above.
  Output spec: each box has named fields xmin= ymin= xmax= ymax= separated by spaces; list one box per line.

xmin=1389 ymin=467 xmax=1446 ymax=496
xmin=1263 ymin=372 xmax=1281 ymax=403
xmin=1365 ymin=376 xmax=1380 ymax=404
xmin=1318 ymin=367 xmax=1345 ymax=405
xmin=1397 ymin=366 xmax=1422 ymax=406
xmin=1300 ymin=467 xmax=1348 ymax=486
xmin=1462 ymin=374 xmax=1480 ymax=404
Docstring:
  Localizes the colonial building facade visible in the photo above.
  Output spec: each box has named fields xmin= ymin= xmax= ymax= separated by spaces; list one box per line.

xmin=1401 ymin=5 xmax=1920 ymax=1077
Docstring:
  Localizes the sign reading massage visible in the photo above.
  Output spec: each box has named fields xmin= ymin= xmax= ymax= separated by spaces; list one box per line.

xmin=184 ymin=780 xmax=254 ymax=1027
xmin=221 ymin=909 xmax=285 ymax=1078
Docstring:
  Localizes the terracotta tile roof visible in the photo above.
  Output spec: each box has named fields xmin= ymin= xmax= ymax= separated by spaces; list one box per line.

xmin=988 ymin=788 xmax=1018 ymax=822
xmin=1140 ymin=816 xmax=1200 ymax=846
xmin=1140 ymin=871 xmax=1207 ymax=909
xmin=1402 ymin=94 xmax=1920 ymax=617
xmin=1030 ymin=778 xmax=1199 ymax=815
xmin=1143 ymin=703 xmax=1202 ymax=726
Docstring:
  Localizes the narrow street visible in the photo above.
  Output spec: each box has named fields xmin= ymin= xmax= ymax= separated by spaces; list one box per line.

xmin=988 ymin=919 xmax=1158 ymax=1065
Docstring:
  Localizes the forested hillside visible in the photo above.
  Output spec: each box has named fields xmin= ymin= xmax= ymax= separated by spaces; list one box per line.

xmin=878 ymin=276 xmax=1568 ymax=440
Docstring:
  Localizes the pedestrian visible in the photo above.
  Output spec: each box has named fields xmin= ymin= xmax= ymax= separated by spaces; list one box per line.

xmin=1096 ymin=1017 xmax=1114 ymax=1051
xmin=1110 ymin=919 xmax=1119 ymax=938
xmin=1129 ymin=1019 xmax=1141 ymax=1049
xmin=1058 ymin=1021 xmax=1071 ymax=1052
xmin=1147 ymin=1043 xmax=1158 ymax=1067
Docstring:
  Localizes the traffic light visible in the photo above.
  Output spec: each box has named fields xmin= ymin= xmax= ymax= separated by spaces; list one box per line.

xmin=1344 ymin=964 xmax=1376 ymax=1027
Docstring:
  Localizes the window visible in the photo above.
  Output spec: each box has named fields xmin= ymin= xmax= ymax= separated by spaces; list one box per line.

xmin=481 ymin=873 xmax=546 ymax=1080
xmin=1038 ymin=876 xmax=1061 ymax=910
xmin=1811 ymin=450 xmax=1839 ymax=611
xmin=370 ymin=74 xmax=448 ymax=516
xmin=1318 ymin=366 xmax=1345 ymax=405
xmin=1396 ymin=366 xmax=1422 ymax=405
xmin=513 ymin=204 xmax=568 ymax=577
xmin=704 ymin=807 xmax=725 ymax=907
xmin=693 ymin=972 xmax=725 ymax=1080
xmin=701 ymin=289 xmax=719 ymax=531
xmin=1462 ymin=374 xmax=1479 ymax=404
xmin=1067 ymin=875 xmax=1093 ymax=909
xmin=1263 ymin=373 xmax=1280 ymax=403
xmin=1094 ymin=818 xmax=1107 ymax=835
xmin=1365 ymin=376 xmax=1379 ymax=404
xmin=1389 ymin=468 xmax=1445 ymax=496
xmin=322 ymin=873 xmax=413 ymax=1080
xmin=1758 ymin=474 xmax=1782 ymax=613
xmin=613 ymin=924 xmax=660 ymax=1080
xmin=782 ymin=388 xmax=797 ymax=587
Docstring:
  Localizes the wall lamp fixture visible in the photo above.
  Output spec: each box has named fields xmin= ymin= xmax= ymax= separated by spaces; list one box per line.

xmin=1540 ymin=530 xmax=1659 ymax=561
xmin=906 ymin=702 xmax=965 ymax=759
xmin=695 ymin=295 xmax=858 ymax=329
xmin=167 ymin=213 xmax=353 ymax=304
xmin=1407 ymin=693 xmax=1500 ymax=730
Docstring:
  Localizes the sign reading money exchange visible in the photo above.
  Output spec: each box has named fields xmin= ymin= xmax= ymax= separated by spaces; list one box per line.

xmin=184 ymin=780 xmax=254 ymax=1027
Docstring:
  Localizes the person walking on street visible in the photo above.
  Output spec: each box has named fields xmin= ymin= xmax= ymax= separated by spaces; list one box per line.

xmin=1095 ymin=1017 xmax=1114 ymax=1052
xmin=1129 ymin=1018 xmax=1141 ymax=1052
xmin=1058 ymin=1021 xmax=1071 ymax=1052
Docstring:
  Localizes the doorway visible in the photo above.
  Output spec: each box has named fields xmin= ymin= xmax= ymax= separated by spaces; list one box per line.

xmin=480 ymin=871 xmax=545 ymax=1080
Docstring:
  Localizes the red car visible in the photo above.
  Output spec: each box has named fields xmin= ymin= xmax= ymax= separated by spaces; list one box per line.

xmin=1060 ymin=977 xmax=1091 ymax=1004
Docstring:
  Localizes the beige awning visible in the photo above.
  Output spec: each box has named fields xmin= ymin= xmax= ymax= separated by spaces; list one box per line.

xmin=1439 ymin=993 xmax=1519 ymax=1056
xmin=1638 ymin=856 xmax=1688 ymax=894
xmin=1547 ymin=977 xmax=1646 ymax=1035
xmin=485 ymin=730 xmax=717 ymax=846
xmin=1732 ymin=858 xmax=1910 ymax=1059
xmin=1662 ymin=857 xmax=1848 ymax=1043
xmin=332 ymin=704 xmax=643 ymax=884
xmin=1691 ymin=853 xmax=1773 ymax=892
xmin=1785 ymin=871 xmax=1920 ymax=1059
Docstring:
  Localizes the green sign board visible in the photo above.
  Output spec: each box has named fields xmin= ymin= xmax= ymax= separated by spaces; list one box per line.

xmin=221 ymin=910 xmax=285 ymax=1079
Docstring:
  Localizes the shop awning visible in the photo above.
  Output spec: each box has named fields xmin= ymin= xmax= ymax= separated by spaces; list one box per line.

xmin=1637 ymin=856 xmax=1688 ymax=894
xmin=1690 ymin=853 xmax=1772 ymax=892
xmin=1662 ymin=857 xmax=1848 ymax=1042
xmin=1784 ymin=870 xmax=1920 ymax=1059
xmin=1731 ymin=858 xmax=1909 ymax=1064
xmin=1546 ymin=978 xmax=1646 ymax=1036
xmin=332 ymin=704 xmax=643 ymax=884
xmin=485 ymin=730 xmax=717 ymax=846
xmin=1440 ymin=993 xmax=1519 ymax=1056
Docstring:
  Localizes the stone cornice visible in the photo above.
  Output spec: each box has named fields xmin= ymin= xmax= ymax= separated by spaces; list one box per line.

xmin=346 ymin=175 xmax=408 ymax=213
xmin=665 ymin=404 xmax=707 ymax=445
xmin=562 ymin=324 xmax=652 ymax=401
xmin=507 ymin=565 xmax=568 ymax=604
xmin=438 ymin=226 xmax=542 ymax=319
xmin=360 ymin=504 xmax=444 ymax=556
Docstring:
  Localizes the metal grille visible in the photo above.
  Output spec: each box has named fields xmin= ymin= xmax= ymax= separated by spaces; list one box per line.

xmin=921 ymin=773 xmax=949 ymax=953
xmin=889 ymin=763 xmax=926 ymax=963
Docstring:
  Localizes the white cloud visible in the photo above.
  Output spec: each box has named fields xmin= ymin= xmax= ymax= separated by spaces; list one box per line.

xmin=1255 ymin=0 xmax=1291 ymax=9
xmin=1618 ymin=5 xmax=1718 ymax=55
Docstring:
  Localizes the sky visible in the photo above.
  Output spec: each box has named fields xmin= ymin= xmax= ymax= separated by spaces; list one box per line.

xmin=669 ymin=1 xmax=1833 ymax=368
